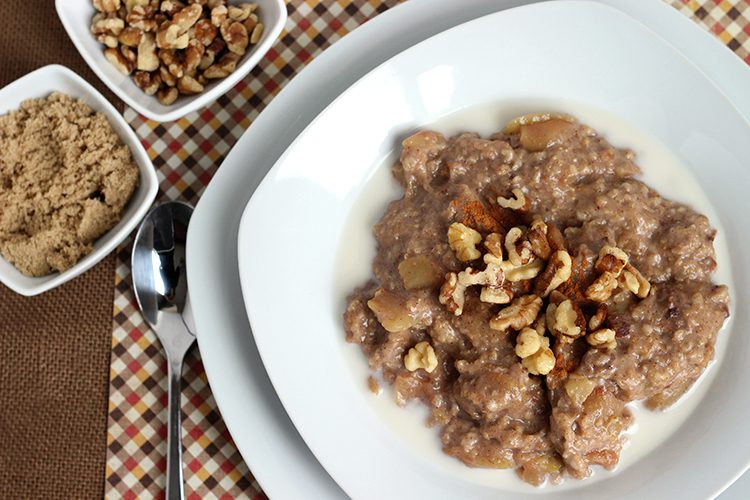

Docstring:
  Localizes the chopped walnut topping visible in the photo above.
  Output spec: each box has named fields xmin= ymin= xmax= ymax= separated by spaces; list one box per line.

xmin=619 ymin=263 xmax=651 ymax=298
xmin=553 ymin=300 xmax=581 ymax=337
xmin=536 ymin=249 xmax=572 ymax=297
xmin=504 ymin=259 xmax=544 ymax=282
xmin=596 ymin=245 xmax=629 ymax=275
xmin=522 ymin=346 xmax=555 ymax=375
xmin=439 ymin=258 xmax=508 ymax=315
xmin=484 ymin=232 xmax=504 ymax=259
xmin=546 ymin=222 xmax=567 ymax=253
xmin=480 ymin=285 xmax=513 ymax=305
xmin=585 ymin=245 xmax=627 ymax=302
xmin=497 ymin=188 xmax=527 ymax=211
xmin=619 ymin=268 xmax=639 ymax=294
xmin=545 ymin=302 xmax=557 ymax=335
xmin=505 ymin=227 xmax=534 ymax=266
xmin=533 ymin=314 xmax=546 ymax=337
xmin=588 ymin=303 xmax=608 ymax=331
xmin=404 ymin=341 xmax=438 ymax=373
xmin=437 ymin=202 xmax=649 ymax=361
xmin=490 ymin=294 xmax=543 ymax=331
xmin=515 ymin=327 xmax=555 ymax=376
xmin=439 ymin=272 xmax=464 ymax=315
xmin=586 ymin=245 xmax=650 ymax=302
xmin=448 ymin=222 xmax=482 ymax=262
xmin=452 ymin=267 xmax=487 ymax=287
xmin=587 ymin=328 xmax=616 ymax=349
xmin=527 ymin=218 xmax=551 ymax=259
xmin=585 ymin=271 xmax=619 ymax=303
xmin=515 ymin=327 xmax=542 ymax=358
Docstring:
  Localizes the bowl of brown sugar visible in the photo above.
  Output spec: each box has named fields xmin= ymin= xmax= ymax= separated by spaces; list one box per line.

xmin=0 ymin=65 xmax=158 ymax=296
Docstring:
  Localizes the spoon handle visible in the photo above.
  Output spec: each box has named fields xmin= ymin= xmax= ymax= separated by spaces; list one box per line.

xmin=166 ymin=357 xmax=186 ymax=500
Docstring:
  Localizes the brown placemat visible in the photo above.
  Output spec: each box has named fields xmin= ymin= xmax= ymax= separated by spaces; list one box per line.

xmin=0 ymin=0 xmax=123 ymax=110
xmin=0 ymin=256 xmax=115 ymax=499
xmin=0 ymin=1 xmax=124 ymax=498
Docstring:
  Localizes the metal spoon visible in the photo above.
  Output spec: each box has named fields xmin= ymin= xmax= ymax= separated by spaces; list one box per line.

xmin=131 ymin=201 xmax=195 ymax=500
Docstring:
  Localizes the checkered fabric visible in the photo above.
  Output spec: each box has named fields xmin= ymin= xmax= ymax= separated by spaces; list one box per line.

xmin=672 ymin=0 xmax=750 ymax=65
xmin=105 ymin=1 xmax=401 ymax=498
xmin=105 ymin=1 xmax=750 ymax=498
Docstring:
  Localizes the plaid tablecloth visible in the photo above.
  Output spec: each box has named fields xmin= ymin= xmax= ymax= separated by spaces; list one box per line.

xmin=104 ymin=1 xmax=750 ymax=498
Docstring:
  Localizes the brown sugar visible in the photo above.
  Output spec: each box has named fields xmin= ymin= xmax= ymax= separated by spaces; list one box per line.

xmin=0 ymin=92 xmax=139 ymax=277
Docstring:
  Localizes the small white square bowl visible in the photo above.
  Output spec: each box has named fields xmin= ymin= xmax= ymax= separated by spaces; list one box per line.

xmin=56 ymin=0 xmax=287 ymax=123
xmin=0 ymin=64 xmax=159 ymax=296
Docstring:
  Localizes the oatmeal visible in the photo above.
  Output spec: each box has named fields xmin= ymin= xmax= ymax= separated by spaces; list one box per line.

xmin=343 ymin=113 xmax=729 ymax=485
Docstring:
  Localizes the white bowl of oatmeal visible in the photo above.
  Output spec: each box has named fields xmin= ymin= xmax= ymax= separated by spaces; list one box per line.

xmin=55 ymin=0 xmax=287 ymax=122
xmin=235 ymin=1 xmax=749 ymax=498
xmin=0 ymin=65 xmax=158 ymax=296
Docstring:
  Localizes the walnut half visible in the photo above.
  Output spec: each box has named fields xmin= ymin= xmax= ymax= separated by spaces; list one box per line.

xmin=404 ymin=342 xmax=438 ymax=373
xmin=515 ymin=327 xmax=544 ymax=358
xmin=489 ymin=294 xmax=543 ymax=331
xmin=586 ymin=245 xmax=651 ymax=302
xmin=497 ymin=188 xmax=528 ymax=211
xmin=535 ymin=249 xmax=572 ymax=297
xmin=585 ymin=245 xmax=629 ymax=302
xmin=439 ymin=260 xmax=509 ymax=316
xmin=587 ymin=328 xmax=616 ymax=350
xmin=522 ymin=347 xmax=556 ymax=376
xmin=448 ymin=222 xmax=482 ymax=262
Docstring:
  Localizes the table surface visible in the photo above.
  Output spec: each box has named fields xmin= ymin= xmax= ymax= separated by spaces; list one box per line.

xmin=102 ymin=1 xmax=750 ymax=498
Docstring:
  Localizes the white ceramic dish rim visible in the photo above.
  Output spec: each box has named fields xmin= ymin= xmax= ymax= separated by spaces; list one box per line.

xmin=185 ymin=0 xmax=750 ymax=498
xmin=55 ymin=0 xmax=287 ymax=123
xmin=236 ymin=1 xmax=750 ymax=499
xmin=0 ymin=64 xmax=158 ymax=296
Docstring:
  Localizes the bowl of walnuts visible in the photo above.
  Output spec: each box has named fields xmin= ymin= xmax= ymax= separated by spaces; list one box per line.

xmin=56 ymin=0 xmax=287 ymax=122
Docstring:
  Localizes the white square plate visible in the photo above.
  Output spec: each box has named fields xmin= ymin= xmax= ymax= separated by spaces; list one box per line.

xmin=0 ymin=65 xmax=158 ymax=296
xmin=55 ymin=0 xmax=287 ymax=122
xmin=236 ymin=1 xmax=750 ymax=498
